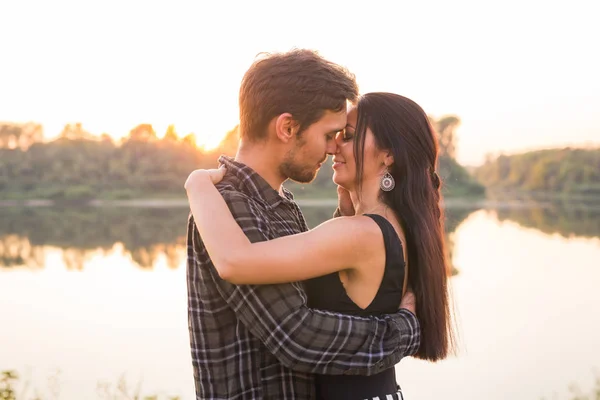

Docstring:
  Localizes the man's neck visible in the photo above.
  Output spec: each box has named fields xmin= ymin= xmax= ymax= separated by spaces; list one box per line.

xmin=235 ymin=146 xmax=286 ymax=193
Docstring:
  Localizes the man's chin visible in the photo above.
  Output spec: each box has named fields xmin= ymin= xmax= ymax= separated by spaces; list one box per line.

xmin=288 ymin=170 xmax=318 ymax=184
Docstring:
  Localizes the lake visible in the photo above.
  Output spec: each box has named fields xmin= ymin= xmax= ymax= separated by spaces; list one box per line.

xmin=1 ymin=200 xmax=599 ymax=399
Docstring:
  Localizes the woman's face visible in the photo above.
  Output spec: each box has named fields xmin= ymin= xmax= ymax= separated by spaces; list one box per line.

xmin=332 ymin=107 xmax=389 ymax=191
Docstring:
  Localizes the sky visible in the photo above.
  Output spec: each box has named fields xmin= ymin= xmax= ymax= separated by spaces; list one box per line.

xmin=1 ymin=0 xmax=598 ymax=165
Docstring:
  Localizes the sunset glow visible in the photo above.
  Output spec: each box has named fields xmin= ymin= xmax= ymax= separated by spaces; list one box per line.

xmin=1 ymin=0 xmax=599 ymax=164
xmin=39 ymin=116 xmax=231 ymax=149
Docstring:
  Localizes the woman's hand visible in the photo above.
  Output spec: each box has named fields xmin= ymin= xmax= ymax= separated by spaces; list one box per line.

xmin=185 ymin=166 xmax=227 ymax=192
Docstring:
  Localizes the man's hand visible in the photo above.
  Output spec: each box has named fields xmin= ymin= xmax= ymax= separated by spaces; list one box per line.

xmin=336 ymin=186 xmax=355 ymax=216
xmin=399 ymin=289 xmax=416 ymax=316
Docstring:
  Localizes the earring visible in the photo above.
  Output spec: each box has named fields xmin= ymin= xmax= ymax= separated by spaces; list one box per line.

xmin=380 ymin=171 xmax=395 ymax=192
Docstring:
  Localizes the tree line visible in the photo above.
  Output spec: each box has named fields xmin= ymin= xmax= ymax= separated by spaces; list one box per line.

xmin=0 ymin=115 xmax=484 ymax=201
xmin=474 ymin=148 xmax=600 ymax=197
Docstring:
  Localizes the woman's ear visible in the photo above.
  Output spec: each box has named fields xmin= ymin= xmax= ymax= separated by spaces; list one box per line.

xmin=275 ymin=113 xmax=298 ymax=143
xmin=383 ymin=151 xmax=395 ymax=168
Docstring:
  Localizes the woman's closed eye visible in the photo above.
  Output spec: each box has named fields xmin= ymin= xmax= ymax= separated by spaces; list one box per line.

xmin=342 ymin=130 xmax=354 ymax=142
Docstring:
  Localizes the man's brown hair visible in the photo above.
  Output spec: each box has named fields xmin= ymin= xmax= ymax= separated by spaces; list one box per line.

xmin=239 ymin=49 xmax=359 ymax=141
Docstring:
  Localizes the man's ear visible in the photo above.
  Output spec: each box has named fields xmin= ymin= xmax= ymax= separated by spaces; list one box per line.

xmin=275 ymin=113 xmax=299 ymax=143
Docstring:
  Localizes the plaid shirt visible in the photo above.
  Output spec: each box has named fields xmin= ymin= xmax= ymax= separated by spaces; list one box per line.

xmin=187 ymin=156 xmax=420 ymax=400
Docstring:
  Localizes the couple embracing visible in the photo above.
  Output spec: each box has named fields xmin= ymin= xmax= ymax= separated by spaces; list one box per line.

xmin=185 ymin=49 xmax=455 ymax=400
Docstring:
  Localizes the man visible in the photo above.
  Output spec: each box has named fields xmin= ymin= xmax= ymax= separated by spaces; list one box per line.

xmin=187 ymin=49 xmax=420 ymax=399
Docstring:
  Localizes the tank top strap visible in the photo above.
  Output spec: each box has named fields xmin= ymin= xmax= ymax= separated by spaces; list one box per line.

xmin=363 ymin=213 xmax=399 ymax=255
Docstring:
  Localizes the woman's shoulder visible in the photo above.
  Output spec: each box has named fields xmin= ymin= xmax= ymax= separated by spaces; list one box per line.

xmin=336 ymin=214 xmax=403 ymax=252
xmin=322 ymin=215 xmax=385 ymax=243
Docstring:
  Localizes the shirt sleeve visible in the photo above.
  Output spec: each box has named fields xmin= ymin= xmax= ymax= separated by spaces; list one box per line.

xmin=189 ymin=190 xmax=420 ymax=375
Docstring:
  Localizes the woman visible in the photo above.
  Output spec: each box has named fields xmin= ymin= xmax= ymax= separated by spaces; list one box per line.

xmin=185 ymin=92 xmax=455 ymax=400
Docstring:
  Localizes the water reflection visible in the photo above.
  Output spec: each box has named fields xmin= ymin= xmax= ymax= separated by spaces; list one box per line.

xmin=1 ymin=202 xmax=599 ymax=400
xmin=0 ymin=234 xmax=45 ymax=268
xmin=494 ymin=200 xmax=600 ymax=240
xmin=0 ymin=207 xmax=187 ymax=269
xmin=0 ymin=205 xmax=480 ymax=271
xmin=444 ymin=206 xmax=479 ymax=275
xmin=4 ymin=200 xmax=597 ymax=271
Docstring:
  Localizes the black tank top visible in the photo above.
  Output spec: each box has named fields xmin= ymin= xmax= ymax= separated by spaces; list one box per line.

xmin=304 ymin=214 xmax=407 ymax=400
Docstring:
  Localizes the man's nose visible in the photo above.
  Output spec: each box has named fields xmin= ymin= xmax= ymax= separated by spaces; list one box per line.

xmin=326 ymin=140 xmax=338 ymax=155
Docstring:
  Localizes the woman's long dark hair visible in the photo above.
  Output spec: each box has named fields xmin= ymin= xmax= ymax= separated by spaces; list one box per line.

xmin=354 ymin=92 xmax=455 ymax=361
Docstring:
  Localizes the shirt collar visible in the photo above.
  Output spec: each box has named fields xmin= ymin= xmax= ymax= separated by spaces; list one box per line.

xmin=218 ymin=155 xmax=294 ymax=210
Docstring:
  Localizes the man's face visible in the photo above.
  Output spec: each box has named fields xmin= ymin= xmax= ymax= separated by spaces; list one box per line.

xmin=280 ymin=110 xmax=347 ymax=183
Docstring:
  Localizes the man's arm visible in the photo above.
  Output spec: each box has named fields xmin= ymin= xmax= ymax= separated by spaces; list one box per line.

xmin=190 ymin=190 xmax=420 ymax=376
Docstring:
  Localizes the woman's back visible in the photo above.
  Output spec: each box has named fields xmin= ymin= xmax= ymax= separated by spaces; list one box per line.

xmin=304 ymin=213 xmax=407 ymax=399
